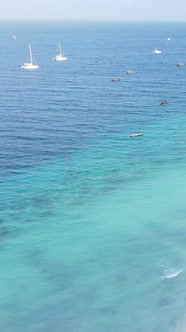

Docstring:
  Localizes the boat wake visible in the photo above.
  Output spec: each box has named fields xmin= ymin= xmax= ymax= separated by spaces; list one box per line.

xmin=161 ymin=269 xmax=183 ymax=279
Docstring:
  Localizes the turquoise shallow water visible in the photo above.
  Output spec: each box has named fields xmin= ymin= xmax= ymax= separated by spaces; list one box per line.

xmin=1 ymin=22 xmax=186 ymax=331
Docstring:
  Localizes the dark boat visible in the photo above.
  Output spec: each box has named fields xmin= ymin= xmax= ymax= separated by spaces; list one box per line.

xmin=160 ymin=101 xmax=168 ymax=105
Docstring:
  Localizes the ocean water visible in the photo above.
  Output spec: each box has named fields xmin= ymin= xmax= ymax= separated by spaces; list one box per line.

xmin=1 ymin=21 xmax=186 ymax=331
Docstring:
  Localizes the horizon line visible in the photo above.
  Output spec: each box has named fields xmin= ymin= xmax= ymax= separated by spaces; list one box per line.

xmin=0 ymin=18 xmax=186 ymax=23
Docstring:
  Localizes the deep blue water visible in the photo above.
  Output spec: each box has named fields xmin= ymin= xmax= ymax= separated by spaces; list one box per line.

xmin=1 ymin=21 xmax=186 ymax=331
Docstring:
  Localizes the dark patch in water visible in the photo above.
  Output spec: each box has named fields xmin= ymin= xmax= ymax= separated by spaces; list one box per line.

xmin=32 ymin=196 xmax=53 ymax=208
xmin=0 ymin=226 xmax=9 ymax=237
xmin=27 ymin=249 xmax=73 ymax=291
xmin=157 ymin=297 xmax=170 ymax=308
xmin=40 ymin=210 xmax=55 ymax=218
xmin=78 ymin=287 xmax=100 ymax=304
xmin=114 ymin=273 xmax=127 ymax=287
xmin=24 ymin=218 xmax=33 ymax=223
xmin=100 ymin=305 xmax=119 ymax=315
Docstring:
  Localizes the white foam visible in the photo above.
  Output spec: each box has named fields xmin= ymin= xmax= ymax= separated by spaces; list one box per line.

xmin=161 ymin=269 xmax=183 ymax=279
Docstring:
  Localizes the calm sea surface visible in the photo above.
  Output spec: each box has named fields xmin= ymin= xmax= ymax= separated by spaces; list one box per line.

xmin=1 ymin=21 xmax=186 ymax=331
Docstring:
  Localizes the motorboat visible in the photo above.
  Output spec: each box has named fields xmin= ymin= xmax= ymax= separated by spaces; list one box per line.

xmin=129 ymin=133 xmax=143 ymax=138
xmin=153 ymin=49 xmax=161 ymax=54
xmin=112 ymin=77 xmax=121 ymax=81
xmin=177 ymin=62 xmax=184 ymax=67
xmin=126 ymin=71 xmax=136 ymax=74
xmin=160 ymin=101 xmax=168 ymax=105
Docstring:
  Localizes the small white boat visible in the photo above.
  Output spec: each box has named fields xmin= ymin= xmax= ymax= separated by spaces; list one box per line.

xmin=53 ymin=43 xmax=67 ymax=61
xmin=167 ymin=37 xmax=171 ymax=41
xmin=21 ymin=44 xmax=39 ymax=70
xmin=177 ymin=62 xmax=184 ymax=67
xmin=153 ymin=49 xmax=162 ymax=54
xmin=112 ymin=77 xmax=121 ymax=82
xmin=129 ymin=133 xmax=143 ymax=138
xmin=126 ymin=71 xmax=136 ymax=75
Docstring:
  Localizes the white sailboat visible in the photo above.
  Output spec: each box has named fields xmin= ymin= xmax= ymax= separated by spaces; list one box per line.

xmin=21 ymin=44 xmax=39 ymax=70
xmin=53 ymin=43 xmax=67 ymax=61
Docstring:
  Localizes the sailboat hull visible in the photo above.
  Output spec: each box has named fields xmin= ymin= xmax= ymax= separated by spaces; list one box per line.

xmin=21 ymin=63 xmax=39 ymax=70
xmin=53 ymin=55 xmax=67 ymax=61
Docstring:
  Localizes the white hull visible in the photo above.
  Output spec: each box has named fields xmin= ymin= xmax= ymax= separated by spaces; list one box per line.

xmin=53 ymin=55 xmax=67 ymax=61
xmin=21 ymin=63 xmax=39 ymax=70
xmin=153 ymin=49 xmax=161 ymax=54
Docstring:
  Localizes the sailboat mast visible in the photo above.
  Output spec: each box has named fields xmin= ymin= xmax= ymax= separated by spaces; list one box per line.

xmin=59 ymin=42 xmax=62 ymax=56
xmin=29 ymin=44 xmax=33 ymax=64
